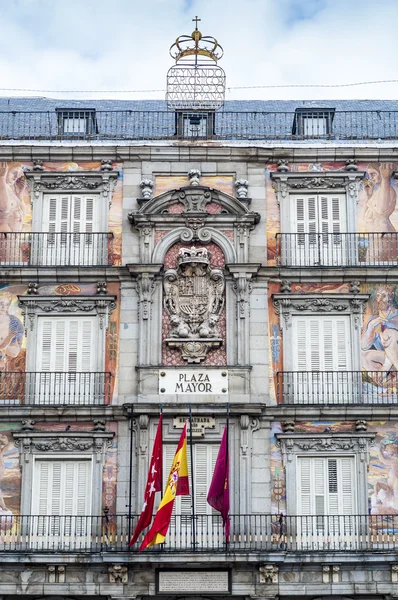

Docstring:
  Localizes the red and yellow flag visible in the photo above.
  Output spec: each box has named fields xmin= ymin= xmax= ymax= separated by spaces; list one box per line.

xmin=139 ymin=424 xmax=189 ymax=551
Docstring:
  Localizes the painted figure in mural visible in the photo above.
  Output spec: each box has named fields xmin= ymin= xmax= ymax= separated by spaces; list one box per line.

xmin=371 ymin=435 xmax=398 ymax=514
xmin=362 ymin=286 xmax=398 ymax=382
xmin=362 ymin=163 xmax=397 ymax=261
xmin=0 ymin=162 xmax=26 ymax=232
xmin=0 ymin=294 xmax=24 ymax=369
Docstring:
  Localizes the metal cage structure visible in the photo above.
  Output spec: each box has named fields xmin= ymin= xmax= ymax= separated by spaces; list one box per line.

xmin=166 ymin=17 xmax=226 ymax=113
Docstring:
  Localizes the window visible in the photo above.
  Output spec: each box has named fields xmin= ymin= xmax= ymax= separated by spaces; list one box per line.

xmin=56 ymin=108 xmax=97 ymax=136
xmin=293 ymin=108 xmax=335 ymax=138
xmin=163 ymin=443 xmax=218 ymax=548
xmin=31 ymin=459 xmax=92 ymax=549
xmin=291 ymin=193 xmax=347 ymax=266
xmin=33 ymin=193 xmax=104 ymax=266
xmin=175 ymin=111 xmax=215 ymax=139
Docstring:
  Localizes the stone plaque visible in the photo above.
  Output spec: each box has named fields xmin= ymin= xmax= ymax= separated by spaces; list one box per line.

xmin=159 ymin=369 xmax=228 ymax=395
xmin=157 ymin=569 xmax=231 ymax=594
xmin=173 ymin=415 xmax=216 ymax=438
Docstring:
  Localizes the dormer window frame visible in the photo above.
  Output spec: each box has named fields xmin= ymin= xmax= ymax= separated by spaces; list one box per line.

xmin=174 ymin=110 xmax=216 ymax=139
xmin=56 ymin=108 xmax=98 ymax=137
xmin=292 ymin=107 xmax=336 ymax=138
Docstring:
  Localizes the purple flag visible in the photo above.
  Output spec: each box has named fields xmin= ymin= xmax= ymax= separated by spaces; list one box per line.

xmin=207 ymin=426 xmax=230 ymax=536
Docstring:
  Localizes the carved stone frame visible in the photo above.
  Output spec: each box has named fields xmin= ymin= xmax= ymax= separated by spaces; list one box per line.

xmin=14 ymin=430 xmax=114 ymax=515
xmin=276 ymin=432 xmax=375 ymax=515
xmin=271 ymin=171 xmax=365 ymax=234
xmin=127 ymin=185 xmax=261 ymax=367
xmin=18 ymin=295 xmax=116 ymax=372
xmin=273 ymin=293 xmax=369 ymax=371
xmin=25 ymin=170 xmax=119 ymax=231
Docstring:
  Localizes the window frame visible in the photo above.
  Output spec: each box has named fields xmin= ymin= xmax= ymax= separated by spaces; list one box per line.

xmin=276 ymin=432 xmax=375 ymax=516
xmin=292 ymin=108 xmax=335 ymax=138
xmin=55 ymin=108 xmax=98 ymax=136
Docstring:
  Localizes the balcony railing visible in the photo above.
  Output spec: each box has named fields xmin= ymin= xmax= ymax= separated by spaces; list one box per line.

xmin=0 ymin=372 xmax=112 ymax=405
xmin=0 ymin=514 xmax=397 ymax=552
xmin=0 ymin=110 xmax=398 ymax=141
xmin=277 ymin=371 xmax=398 ymax=405
xmin=276 ymin=233 xmax=398 ymax=267
xmin=0 ymin=232 xmax=114 ymax=267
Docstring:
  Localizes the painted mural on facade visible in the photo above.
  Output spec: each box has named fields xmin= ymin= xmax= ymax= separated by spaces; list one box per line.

xmin=0 ymin=282 xmax=120 ymax=403
xmin=0 ymin=424 xmax=21 ymax=523
xmin=0 ymin=161 xmax=123 ymax=266
xmin=271 ymin=420 xmax=398 ymax=517
xmin=154 ymin=174 xmax=234 ymax=197
xmin=266 ymin=162 xmax=398 ymax=265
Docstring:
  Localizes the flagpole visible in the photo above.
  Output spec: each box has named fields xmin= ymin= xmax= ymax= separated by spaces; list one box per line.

xmin=189 ymin=403 xmax=196 ymax=551
xmin=128 ymin=403 xmax=134 ymax=544
xmin=160 ymin=404 xmax=163 ymax=500
xmin=226 ymin=402 xmax=230 ymax=551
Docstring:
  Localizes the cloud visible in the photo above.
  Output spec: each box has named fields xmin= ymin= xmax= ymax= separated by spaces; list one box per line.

xmin=0 ymin=0 xmax=397 ymax=101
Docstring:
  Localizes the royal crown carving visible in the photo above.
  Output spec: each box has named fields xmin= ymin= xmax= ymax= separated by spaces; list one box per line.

xmin=163 ymin=246 xmax=225 ymax=363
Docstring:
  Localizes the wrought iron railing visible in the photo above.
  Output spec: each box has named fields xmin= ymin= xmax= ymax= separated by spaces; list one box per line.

xmin=0 ymin=372 xmax=112 ymax=405
xmin=275 ymin=233 xmax=398 ymax=267
xmin=0 ymin=514 xmax=396 ymax=552
xmin=276 ymin=371 xmax=398 ymax=404
xmin=0 ymin=232 xmax=114 ymax=267
xmin=0 ymin=110 xmax=397 ymax=141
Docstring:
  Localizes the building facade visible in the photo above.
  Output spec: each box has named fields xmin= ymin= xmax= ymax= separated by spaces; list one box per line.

xmin=0 ymin=90 xmax=397 ymax=600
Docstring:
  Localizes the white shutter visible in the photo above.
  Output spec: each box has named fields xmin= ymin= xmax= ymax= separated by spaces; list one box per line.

xmin=297 ymin=457 xmax=355 ymax=516
xmin=319 ymin=194 xmax=346 ymax=235
xmin=33 ymin=460 xmax=91 ymax=515
xmin=43 ymin=194 xmax=99 ymax=233
xmin=292 ymin=195 xmax=318 ymax=236
xmin=292 ymin=316 xmax=351 ymax=372
xmin=43 ymin=195 xmax=71 ymax=234
xmin=37 ymin=317 xmax=96 ymax=372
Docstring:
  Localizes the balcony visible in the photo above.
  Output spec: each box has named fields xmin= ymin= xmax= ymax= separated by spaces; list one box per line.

xmin=0 ymin=232 xmax=114 ymax=267
xmin=0 ymin=514 xmax=396 ymax=553
xmin=275 ymin=233 xmax=398 ymax=268
xmin=0 ymin=110 xmax=398 ymax=141
xmin=276 ymin=371 xmax=398 ymax=405
xmin=0 ymin=372 xmax=112 ymax=405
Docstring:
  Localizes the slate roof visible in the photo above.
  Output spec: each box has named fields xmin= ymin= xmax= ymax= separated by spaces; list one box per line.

xmin=0 ymin=97 xmax=397 ymax=140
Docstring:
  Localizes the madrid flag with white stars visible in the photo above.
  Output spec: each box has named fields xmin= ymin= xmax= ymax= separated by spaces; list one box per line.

xmin=129 ymin=415 xmax=163 ymax=546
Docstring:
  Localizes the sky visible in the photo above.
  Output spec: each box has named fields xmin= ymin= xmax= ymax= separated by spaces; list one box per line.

xmin=0 ymin=0 xmax=397 ymax=101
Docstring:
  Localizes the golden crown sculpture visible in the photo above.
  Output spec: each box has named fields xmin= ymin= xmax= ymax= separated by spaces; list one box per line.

xmin=169 ymin=16 xmax=224 ymax=63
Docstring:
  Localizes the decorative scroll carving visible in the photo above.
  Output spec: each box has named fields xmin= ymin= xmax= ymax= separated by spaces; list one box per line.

xmin=288 ymin=177 xmax=346 ymax=189
xmin=163 ymin=246 xmax=225 ymax=363
xmin=40 ymin=176 xmax=103 ymax=190
xmin=14 ymin=433 xmax=113 ymax=463
xmin=273 ymin=294 xmax=368 ymax=329
xmin=137 ymin=273 xmax=155 ymax=320
xmin=277 ymin=433 xmax=375 ymax=464
xmin=271 ymin=172 xmax=365 ymax=205
xmin=232 ymin=275 xmax=252 ymax=319
xmin=18 ymin=296 xmax=116 ymax=331
xmin=26 ymin=171 xmax=118 ymax=207
xmin=179 ymin=189 xmax=212 ymax=212
xmin=109 ymin=565 xmax=128 ymax=584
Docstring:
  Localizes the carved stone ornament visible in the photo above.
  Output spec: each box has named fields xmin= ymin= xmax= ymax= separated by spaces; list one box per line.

xmin=187 ymin=168 xmax=201 ymax=186
xmin=273 ymin=293 xmax=368 ymax=329
xmin=14 ymin=432 xmax=113 ymax=464
xmin=18 ymin=296 xmax=116 ymax=331
xmin=259 ymin=564 xmax=279 ymax=584
xmin=271 ymin=171 xmax=365 ymax=204
xmin=164 ymin=246 xmax=225 ymax=363
xmin=25 ymin=170 xmax=118 ymax=208
xmin=276 ymin=433 xmax=375 ymax=464
xmin=109 ymin=564 xmax=128 ymax=584
xmin=235 ymin=179 xmax=249 ymax=199
xmin=140 ymin=179 xmax=154 ymax=200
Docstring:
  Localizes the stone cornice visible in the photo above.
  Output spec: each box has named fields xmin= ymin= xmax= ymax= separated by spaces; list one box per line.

xmin=276 ymin=432 xmax=375 ymax=464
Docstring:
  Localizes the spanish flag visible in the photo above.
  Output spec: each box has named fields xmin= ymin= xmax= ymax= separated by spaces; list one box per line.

xmin=139 ymin=424 xmax=189 ymax=551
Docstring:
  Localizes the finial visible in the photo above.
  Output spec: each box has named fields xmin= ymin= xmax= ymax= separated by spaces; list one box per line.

xmin=192 ymin=15 xmax=201 ymax=29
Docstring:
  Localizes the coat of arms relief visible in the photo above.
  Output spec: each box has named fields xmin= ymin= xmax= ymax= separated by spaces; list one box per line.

xmin=163 ymin=246 xmax=225 ymax=363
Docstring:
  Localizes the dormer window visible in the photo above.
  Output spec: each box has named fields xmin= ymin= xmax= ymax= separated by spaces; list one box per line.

xmin=56 ymin=108 xmax=98 ymax=136
xmin=175 ymin=111 xmax=215 ymax=139
xmin=293 ymin=108 xmax=335 ymax=138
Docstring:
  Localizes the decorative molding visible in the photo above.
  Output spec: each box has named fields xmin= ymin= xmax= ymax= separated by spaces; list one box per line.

xmin=25 ymin=170 xmax=118 ymax=209
xmin=163 ymin=246 xmax=225 ymax=363
xmin=276 ymin=433 xmax=375 ymax=464
xmin=392 ymin=565 xmax=398 ymax=583
xmin=272 ymin=294 xmax=369 ymax=329
xmin=140 ymin=179 xmax=154 ymax=200
xmin=14 ymin=431 xmax=114 ymax=464
xmin=271 ymin=171 xmax=365 ymax=205
xmin=137 ymin=273 xmax=156 ymax=320
xmin=277 ymin=159 xmax=289 ymax=173
xmin=18 ymin=295 xmax=116 ymax=331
